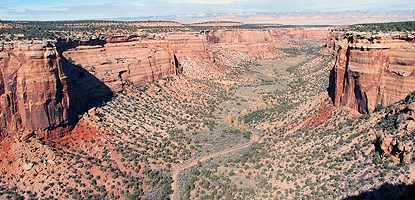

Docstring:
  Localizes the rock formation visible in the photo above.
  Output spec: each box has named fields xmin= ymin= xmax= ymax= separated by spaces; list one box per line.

xmin=0 ymin=41 xmax=69 ymax=138
xmin=374 ymin=92 xmax=415 ymax=164
xmin=62 ymin=33 xmax=213 ymax=92
xmin=328 ymin=31 xmax=415 ymax=113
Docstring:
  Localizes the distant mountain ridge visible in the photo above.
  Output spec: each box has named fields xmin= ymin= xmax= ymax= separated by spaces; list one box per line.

xmin=104 ymin=10 xmax=415 ymax=25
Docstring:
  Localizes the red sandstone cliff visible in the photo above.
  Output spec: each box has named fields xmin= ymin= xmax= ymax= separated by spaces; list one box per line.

xmin=328 ymin=31 xmax=415 ymax=113
xmin=62 ymin=33 xmax=211 ymax=92
xmin=206 ymin=28 xmax=326 ymax=58
xmin=0 ymin=41 xmax=70 ymax=138
xmin=0 ymin=41 xmax=114 ymax=139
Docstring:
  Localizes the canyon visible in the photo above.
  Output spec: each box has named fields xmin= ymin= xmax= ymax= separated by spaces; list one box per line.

xmin=0 ymin=20 xmax=414 ymax=200
xmin=0 ymin=28 xmax=326 ymax=139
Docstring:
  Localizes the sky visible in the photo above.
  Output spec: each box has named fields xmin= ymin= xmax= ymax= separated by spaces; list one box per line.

xmin=0 ymin=0 xmax=414 ymax=20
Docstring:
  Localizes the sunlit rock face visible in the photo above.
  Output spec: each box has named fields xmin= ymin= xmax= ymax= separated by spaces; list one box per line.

xmin=0 ymin=41 xmax=70 ymax=138
xmin=328 ymin=31 xmax=415 ymax=113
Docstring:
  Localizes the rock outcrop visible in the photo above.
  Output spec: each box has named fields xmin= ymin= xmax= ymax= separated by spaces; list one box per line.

xmin=0 ymin=41 xmax=69 ymax=138
xmin=374 ymin=92 xmax=415 ymax=164
xmin=328 ymin=31 xmax=415 ymax=113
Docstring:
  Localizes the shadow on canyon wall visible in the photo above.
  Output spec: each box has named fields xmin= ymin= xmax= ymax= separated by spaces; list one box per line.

xmin=61 ymin=56 xmax=113 ymax=127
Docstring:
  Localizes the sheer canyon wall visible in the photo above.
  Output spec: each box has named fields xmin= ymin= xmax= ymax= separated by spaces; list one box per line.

xmin=328 ymin=31 xmax=415 ymax=113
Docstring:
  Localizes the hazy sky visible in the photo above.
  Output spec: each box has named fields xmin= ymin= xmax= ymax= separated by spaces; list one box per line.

xmin=0 ymin=0 xmax=414 ymax=20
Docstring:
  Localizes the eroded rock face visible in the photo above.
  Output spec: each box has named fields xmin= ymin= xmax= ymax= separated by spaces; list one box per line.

xmin=328 ymin=31 xmax=415 ymax=113
xmin=0 ymin=41 xmax=70 ymax=138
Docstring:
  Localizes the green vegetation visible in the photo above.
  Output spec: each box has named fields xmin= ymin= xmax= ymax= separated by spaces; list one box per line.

xmin=0 ymin=20 xmax=330 ymax=40
xmin=178 ymin=43 xmax=411 ymax=199
xmin=352 ymin=21 xmax=415 ymax=32
xmin=374 ymin=104 xmax=384 ymax=112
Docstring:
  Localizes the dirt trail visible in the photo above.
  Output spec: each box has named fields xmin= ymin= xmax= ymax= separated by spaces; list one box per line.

xmin=170 ymin=131 xmax=260 ymax=200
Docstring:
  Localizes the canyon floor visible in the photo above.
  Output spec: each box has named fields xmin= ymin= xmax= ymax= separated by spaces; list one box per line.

xmin=0 ymin=36 xmax=414 ymax=200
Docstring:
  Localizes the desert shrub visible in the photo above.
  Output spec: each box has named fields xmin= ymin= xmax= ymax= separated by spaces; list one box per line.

xmin=374 ymin=104 xmax=384 ymax=112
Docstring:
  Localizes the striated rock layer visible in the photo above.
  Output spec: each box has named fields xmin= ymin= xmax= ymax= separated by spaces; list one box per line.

xmin=62 ymin=33 xmax=212 ymax=92
xmin=206 ymin=28 xmax=327 ymax=58
xmin=0 ymin=41 xmax=69 ymax=138
xmin=328 ymin=31 xmax=415 ymax=113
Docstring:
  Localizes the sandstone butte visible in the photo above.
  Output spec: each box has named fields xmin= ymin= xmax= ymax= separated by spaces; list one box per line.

xmin=327 ymin=31 xmax=415 ymax=114
xmin=6 ymin=27 xmax=412 ymax=140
